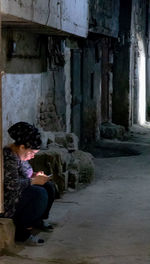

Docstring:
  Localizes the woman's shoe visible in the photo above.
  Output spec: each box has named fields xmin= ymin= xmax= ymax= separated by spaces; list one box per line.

xmin=34 ymin=220 xmax=54 ymax=232
xmin=25 ymin=234 xmax=45 ymax=246
xmin=39 ymin=221 xmax=54 ymax=232
xmin=42 ymin=223 xmax=54 ymax=231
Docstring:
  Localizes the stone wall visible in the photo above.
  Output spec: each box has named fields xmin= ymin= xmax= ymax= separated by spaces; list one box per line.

xmin=2 ymin=33 xmax=68 ymax=146
xmin=38 ymin=88 xmax=65 ymax=132
xmin=2 ymin=69 xmax=67 ymax=146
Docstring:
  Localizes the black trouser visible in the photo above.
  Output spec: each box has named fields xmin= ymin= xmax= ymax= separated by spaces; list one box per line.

xmin=13 ymin=182 xmax=55 ymax=241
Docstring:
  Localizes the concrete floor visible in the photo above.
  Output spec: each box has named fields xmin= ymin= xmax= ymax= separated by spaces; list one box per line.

xmin=1 ymin=126 xmax=150 ymax=264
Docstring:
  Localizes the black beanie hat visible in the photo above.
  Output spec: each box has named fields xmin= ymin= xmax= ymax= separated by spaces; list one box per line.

xmin=8 ymin=122 xmax=42 ymax=149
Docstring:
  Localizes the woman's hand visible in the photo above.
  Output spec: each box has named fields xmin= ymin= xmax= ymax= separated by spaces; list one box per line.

xmin=31 ymin=174 xmax=49 ymax=185
xmin=31 ymin=171 xmax=45 ymax=178
xmin=35 ymin=171 xmax=45 ymax=177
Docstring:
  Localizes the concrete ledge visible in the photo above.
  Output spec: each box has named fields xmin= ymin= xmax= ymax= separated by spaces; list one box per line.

xmin=0 ymin=218 xmax=15 ymax=251
xmin=1 ymin=0 xmax=88 ymax=37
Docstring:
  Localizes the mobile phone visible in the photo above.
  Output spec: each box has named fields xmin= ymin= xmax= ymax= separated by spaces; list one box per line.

xmin=47 ymin=174 xmax=53 ymax=179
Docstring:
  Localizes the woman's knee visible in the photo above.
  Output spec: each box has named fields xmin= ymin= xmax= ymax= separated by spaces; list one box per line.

xmin=44 ymin=182 xmax=56 ymax=198
xmin=33 ymin=186 xmax=48 ymax=201
xmin=14 ymin=186 xmax=48 ymax=227
xmin=25 ymin=185 xmax=48 ymax=208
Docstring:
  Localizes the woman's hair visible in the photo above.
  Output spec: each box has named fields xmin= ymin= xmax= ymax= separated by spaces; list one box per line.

xmin=8 ymin=122 xmax=42 ymax=149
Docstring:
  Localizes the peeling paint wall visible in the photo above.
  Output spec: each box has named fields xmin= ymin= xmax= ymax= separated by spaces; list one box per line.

xmin=2 ymin=73 xmax=43 ymax=146
xmin=89 ymin=0 xmax=120 ymax=38
xmin=1 ymin=0 xmax=89 ymax=38
xmin=1 ymin=0 xmax=124 ymax=146
xmin=2 ymin=70 xmax=66 ymax=146
xmin=2 ymin=30 xmax=67 ymax=145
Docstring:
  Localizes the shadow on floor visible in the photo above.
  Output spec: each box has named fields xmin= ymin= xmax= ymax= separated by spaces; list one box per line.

xmin=83 ymin=124 xmax=150 ymax=158
xmin=84 ymin=142 xmax=141 ymax=158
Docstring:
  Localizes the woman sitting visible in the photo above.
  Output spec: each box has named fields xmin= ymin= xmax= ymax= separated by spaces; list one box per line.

xmin=3 ymin=122 xmax=55 ymax=245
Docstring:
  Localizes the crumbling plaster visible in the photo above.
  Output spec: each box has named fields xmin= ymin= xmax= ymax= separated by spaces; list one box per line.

xmin=2 ymin=30 xmax=70 ymax=146
xmin=2 ymin=70 xmax=68 ymax=146
xmin=2 ymin=73 xmax=43 ymax=146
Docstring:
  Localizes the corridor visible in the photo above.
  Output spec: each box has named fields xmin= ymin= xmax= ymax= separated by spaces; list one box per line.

xmin=1 ymin=134 xmax=150 ymax=264
xmin=1 ymin=1 xmax=150 ymax=263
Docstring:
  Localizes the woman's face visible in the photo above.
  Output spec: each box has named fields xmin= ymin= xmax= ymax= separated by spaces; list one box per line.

xmin=18 ymin=145 xmax=39 ymax=161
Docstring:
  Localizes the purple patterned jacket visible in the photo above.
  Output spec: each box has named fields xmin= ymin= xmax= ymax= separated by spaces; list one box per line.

xmin=3 ymin=146 xmax=33 ymax=218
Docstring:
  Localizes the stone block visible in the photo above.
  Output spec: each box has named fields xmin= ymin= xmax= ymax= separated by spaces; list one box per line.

xmin=40 ymin=131 xmax=55 ymax=148
xmin=48 ymin=104 xmax=55 ymax=112
xmin=30 ymin=146 xmax=70 ymax=193
xmin=40 ymin=103 xmax=46 ymax=113
xmin=54 ymin=132 xmax=79 ymax=151
xmin=68 ymin=169 xmax=79 ymax=189
xmin=62 ymin=171 xmax=69 ymax=190
xmin=0 ymin=218 xmax=15 ymax=251
xmin=70 ymin=150 xmax=95 ymax=184
xmin=55 ymin=132 xmax=67 ymax=147
xmin=30 ymin=141 xmax=95 ymax=192
xmin=47 ymin=143 xmax=71 ymax=169
xmin=40 ymin=113 xmax=45 ymax=120
xmin=100 ymin=122 xmax=126 ymax=140
xmin=66 ymin=133 xmax=79 ymax=151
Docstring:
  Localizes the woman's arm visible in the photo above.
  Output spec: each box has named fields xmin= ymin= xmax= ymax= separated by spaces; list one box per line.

xmin=4 ymin=151 xmax=31 ymax=193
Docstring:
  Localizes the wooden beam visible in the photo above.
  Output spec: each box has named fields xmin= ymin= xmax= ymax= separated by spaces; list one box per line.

xmin=0 ymin=1 xmax=4 ymax=213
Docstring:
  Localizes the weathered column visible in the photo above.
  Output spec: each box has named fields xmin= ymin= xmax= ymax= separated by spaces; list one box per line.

xmin=112 ymin=0 xmax=132 ymax=129
xmin=64 ymin=46 xmax=71 ymax=133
